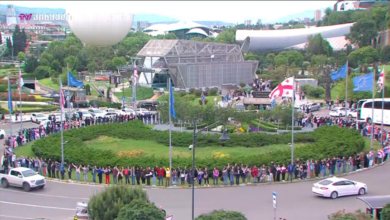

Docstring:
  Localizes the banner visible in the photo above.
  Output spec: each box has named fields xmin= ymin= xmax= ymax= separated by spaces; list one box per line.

xmin=68 ymin=72 xmax=83 ymax=87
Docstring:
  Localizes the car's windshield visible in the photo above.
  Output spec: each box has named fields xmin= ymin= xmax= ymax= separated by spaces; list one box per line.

xmin=22 ymin=170 xmax=37 ymax=177
xmin=93 ymin=110 xmax=103 ymax=113
xmin=80 ymin=111 xmax=89 ymax=114
xmin=318 ymin=180 xmax=333 ymax=185
xmin=107 ymin=109 xmax=115 ymax=112
xmin=36 ymin=114 xmax=45 ymax=117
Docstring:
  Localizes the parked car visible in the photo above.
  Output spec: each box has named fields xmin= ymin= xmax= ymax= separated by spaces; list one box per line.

xmin=306 ymin=102 xmax=321 ymax=112
xmin=77 ymin=110 xmax=93 ymax=120
xmin=31 ymin=113 xmax=47 ymax=124
xmin=134 ymin=108 xmax=150 ymax=116
xmin=122 ymin=108 xmax=136 ymax=116
xmin=39 ymin=120 xmax=52 ymax=127
xmin=48 ymin=113 xmax=66 ymax=122
xmin=312 ymin=177 xmax=367 ymax=199
xmin=88 ymin=108 xmax=106 ymax=118
xmin=329 ymin=107 xmax=350 ymax=117
xmin=137 ymin=101 xmax=160 ymax=111
xmin=0 ymin=167 xmax=46 ymax=192
xmin=347 ymin=109 xmax=358 ymax=118
xmin=0 ymin=129 xmax=5 ymax=139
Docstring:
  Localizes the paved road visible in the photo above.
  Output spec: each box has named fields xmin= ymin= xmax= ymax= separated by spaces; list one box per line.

xmin=0 ymin=162 xmax=389 ymax=220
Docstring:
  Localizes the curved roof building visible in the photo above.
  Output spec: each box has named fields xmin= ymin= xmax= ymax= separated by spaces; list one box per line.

xmin=143 ymin=21 xmax=215 ymax=39
xmin=236 ymin=23 xmax=354 ymax=53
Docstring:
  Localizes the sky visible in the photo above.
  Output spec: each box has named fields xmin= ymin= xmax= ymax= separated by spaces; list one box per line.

xmin=0 ymin=1 xmax=335 ymax=23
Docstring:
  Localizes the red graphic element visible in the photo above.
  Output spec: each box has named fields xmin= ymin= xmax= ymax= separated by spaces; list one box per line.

xmin=286 ymin=79 xmax=289 ymax=83
xmin=286 ymin=91 xmax=289 ymax=95
xmin=95 ymin=77 xmax=109 ymax=81
xmin=269 ymin=84 xmax=293 ymax=99
xmin=19 ymin=14 xmax=33 ymax=21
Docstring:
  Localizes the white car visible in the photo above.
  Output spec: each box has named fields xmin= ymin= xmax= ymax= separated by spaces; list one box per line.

xmin=134 ymin=108 xmax=150 ymax=116
xmin=88 ymin=108 xmax=106 ymax=118
xmin=50 ymin=113 xmax=66 ymax=122
xmin=0 ymin=129 xmax=5 ymax=139
xmin=312 ymin=177 xmax=367 ymax=199
xmin=39 ymin=120 xmax=52 ymax=127
xmin=329 ymin=107 xmax=350 ymax=117
xmin=0 ymin=167 xmax=46 ymax=191
xmin=31 ymin=113 xmax=47 ymax=123
xmin=347 ymin=109 xmax=358 ymax=118
xmin=77 ymin=110 xmax=93 ymax=120
xmin=122 ymin=108 xmax=136 ymax=116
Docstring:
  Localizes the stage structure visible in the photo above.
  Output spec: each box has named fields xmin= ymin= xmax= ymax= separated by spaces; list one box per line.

xmin=136 ymin=39 xmax=259 ymax=89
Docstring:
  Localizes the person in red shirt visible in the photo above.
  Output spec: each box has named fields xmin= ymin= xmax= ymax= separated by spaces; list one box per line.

xmin=156 ymin=166 xmax=165 ymax=186
xmin=252 ymin=166 xmax=258 ymax=183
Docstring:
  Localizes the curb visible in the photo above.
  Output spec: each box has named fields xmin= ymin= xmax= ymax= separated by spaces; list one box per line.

xmin=44 ymin=160 xmax=389 ymax=189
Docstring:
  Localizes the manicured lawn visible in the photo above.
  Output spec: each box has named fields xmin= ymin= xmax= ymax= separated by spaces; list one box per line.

xmin=114 ymin=87 xmax=154 ymax=101
xmin=39 ymin=78 xmax=60 ymax=90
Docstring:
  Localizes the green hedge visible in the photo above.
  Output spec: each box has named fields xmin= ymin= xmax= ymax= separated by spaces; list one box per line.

xmin=89 ymin=100 xmax=121 ymax=109
xmin=31 ymin=121 xmax=365 ymax=168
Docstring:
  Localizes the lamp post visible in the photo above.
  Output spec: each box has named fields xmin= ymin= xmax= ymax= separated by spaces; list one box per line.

xmin=191 ymin=119 xmax=230 ymax=220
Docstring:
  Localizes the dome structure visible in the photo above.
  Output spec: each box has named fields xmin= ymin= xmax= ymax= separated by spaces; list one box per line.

xmin=186 ymin=28 xmax=208 ymax=36
xmin=66 ymin=7 xmax=134 ymax=47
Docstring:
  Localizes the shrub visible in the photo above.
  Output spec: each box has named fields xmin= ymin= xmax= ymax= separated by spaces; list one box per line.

xmin=328 ymin=210 xmax=372 ymax=220
xmin=115 ymin=200 xmax=165 ymax=220
xmin=0 ymin=93 xmax=36 ymax=101
xmin=239 ymin=82 xmax=246 ymax=88
xmin=178 ymin=91 xmax=187 ymax=97
xmin=195 ymin=210 xmax=247 ymax=220
xmin=208 ymin=88 xmax=218 ymax=96
xmin=89 ymin=100 xmax=121 ymax=109
xmin=31 ymin=121 xmax=365 ymax=168
xmin=194 ymin=89 xmax=202 ymax=97
xmin=189 ymin=88 xmax=195 ymax=94
xmin=88 ymin=186 xmax=148 ymax=220
xmin=301 ymin=85 xmax=325 ymax=98
xmin=382 ymin=203 xmax=390 ymax=220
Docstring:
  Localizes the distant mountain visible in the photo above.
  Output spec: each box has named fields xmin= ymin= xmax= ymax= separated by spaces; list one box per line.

xmin=267 ymin=8 xmax=327 ymax=23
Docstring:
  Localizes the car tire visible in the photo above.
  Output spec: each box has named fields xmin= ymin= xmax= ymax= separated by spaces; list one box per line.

xmin=358 ymin=188 xmax=365 ymax=195
xmin=23 ymin=182 xmax=31 ymax=192
xmin=330 ymin=191 xmax=338 ymax=199
xmin=0 ymin=134 xmax=3 ymax=139
xmin=1 ymin=179 xmax=9 ymax=188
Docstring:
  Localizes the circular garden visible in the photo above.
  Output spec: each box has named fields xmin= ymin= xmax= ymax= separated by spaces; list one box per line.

xmin=25 ymin=121 xmax=365 ymax=168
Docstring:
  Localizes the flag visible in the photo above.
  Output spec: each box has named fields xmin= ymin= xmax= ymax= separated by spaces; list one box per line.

xmin=331 ymin=62 xmax=348 ymax=81
xmin=7 ymin=76 xmax=13 ymax=114
xmin=59 ymin=78 xmax=65 ymax=112
xmin=270 ymin=98 xmax=276 ymax=108
xmin=169 ymin=80 xmax=176 ymax=119
xmin=68 ymin=72 xmax=83 ymax=87
xmin=269 ymin=77 xmax=294 ymax=99
xmin=377 ymin=68 xmax=385 ymax=92
xmin=353 ymin=72 xmax=374 ymax=92
xmin=133 ymin=64 xmax=138 ymax=81
xmin=17 ymin=69 xmax=24 ymax=94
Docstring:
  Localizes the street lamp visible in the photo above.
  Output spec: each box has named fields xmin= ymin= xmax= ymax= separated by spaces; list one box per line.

xmin=191 ymin=118 xmax=230 ymax=220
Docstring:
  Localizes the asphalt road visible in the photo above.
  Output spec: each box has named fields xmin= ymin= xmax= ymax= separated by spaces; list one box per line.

xmin=0 ymin=162 xmax=389 ymax=220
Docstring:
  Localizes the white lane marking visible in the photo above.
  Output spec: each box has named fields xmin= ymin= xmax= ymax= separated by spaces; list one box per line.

xmin=0 ymin=215 xmax=34 ymax=219
xmin=0 ymin=188 xmax=89 ymax=200
xmin=0 ymin=201 xmax=76 ymax=211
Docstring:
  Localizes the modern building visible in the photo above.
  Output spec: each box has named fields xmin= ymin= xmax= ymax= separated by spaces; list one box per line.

xmin=236 ymin=22 xmax=354 ymax=53
xmin=244 ymin=20 xmax=252 ymax=26
xmin=315 ymin=10 xmax=322 ymax=22
xmin=143 ymin=21 xmax=217 ymax=39
xmin=6 ymin=5 xmax=17 ymax=25
xmin=136 ymin=39 xmax=259 ymax=89
xmin=137 ymin=21 xmax=149 ymax=31
xmin=334 ymin=1 xmax=376 ymax=11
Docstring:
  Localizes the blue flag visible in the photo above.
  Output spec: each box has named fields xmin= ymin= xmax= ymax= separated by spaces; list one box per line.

xmin=7 ymin=76 xmax=13 ymax=114
xmin=169 ymin=80 xmax=176 ymax=119
xmin=270 ymin=98 xmax=276 ymax=108
xmin=353 ymin=72 xmax=374 ymax=92
xmin=68 ymin=72 xmax=83 ymax=87
xmin=331 ymin=63 xmax=348 ymax=81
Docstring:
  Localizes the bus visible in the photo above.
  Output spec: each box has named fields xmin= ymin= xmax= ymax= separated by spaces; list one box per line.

xmin=359 ymin=98 xmax=390 ymax=125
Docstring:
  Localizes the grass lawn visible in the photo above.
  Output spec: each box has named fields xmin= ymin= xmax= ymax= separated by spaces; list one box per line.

xmin=114 ymin=87 xmax=154 ymax=101
xmin=0 ymin=68 xmax=18 ymax=77
xmin=38 ymin=78 xmax=60 ymax=90
xmin=157 ymin=93 xmax=222 ymax=107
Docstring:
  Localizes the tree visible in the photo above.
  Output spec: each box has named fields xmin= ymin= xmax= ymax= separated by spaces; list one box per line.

xmin=112 ymin=56 xmax=127 ymax=67
xmin=306 ymin=34 xmax=333 ymax=57
xmin=115 ymin=199 xmax=165 ymax=220
xmin=380 ymin=45 xmax=390 ymax=63
xmin=215 ymin=28 xmax=236 ymax=44
xmin=195 ymin=210 xmax=247 ymax=220
xmin=85 ymin=84 xmax=91 ymax=95
xmin=345 ymin=19 xmax=377 ymax=48
xmin=33 ymin=66 xmax=54 ymax=79
xmin=17 ymin=52 xmax=26 ymax=61
xmin=328 ymin=209 xmax=372 ymax=220
xmin=64 ymin=55 xmax=79 ymax=71
xmin=24 ymin=56 xmax=39 ymax=73
xmin=88 ymin=186 xmax=149 ymax=220
xmin=348 ymin=46 xmax=379 ymax=68
xmin=382 ymin=203 xmax=390 ymax=220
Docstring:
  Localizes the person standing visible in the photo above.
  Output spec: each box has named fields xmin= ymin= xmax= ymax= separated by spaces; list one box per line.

xmin=104 ymin=167 xmax=111 ymax=184
xmin=91 ymin=165 xmax=97 ymax=184
xmin=124 ymin=167 xmax=130 ymax=184
xmin=213 ymin=167 xmax=219 ymax=186
xmin=165 ymin=167 xmax=171 ymax=187
xmin=82 ymin=165 xmax=89 ymax=183
xmin=112 ymin=166 xmax=118 ymax=184
xmin=74 ymin=164 xmax=81 ymax=182
xmin=97 ymin=167 xmax=104 ymax=184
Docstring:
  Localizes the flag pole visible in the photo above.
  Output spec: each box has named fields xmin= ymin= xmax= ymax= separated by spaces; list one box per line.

xmin=19 ymin=66 xmax=23 ymax=132
xmin=381 ymin=67 xmax=385 ymax=142
xmin=291 ymin=76 xmax=295 ymax=166
xmin=345 ymin=61 xmax=348 ymax=118
xmin=370 ymin=71 xmax=375 ymax=150
xmin=60 ymin=77 xmax=64 ymax=163
xmin=7 ymin=72 xmax=13 ymax=148
xmin=169 ymin=78 xmax=172 ymax=170
xmin=67 ymin=63 xmax=70 ymax=120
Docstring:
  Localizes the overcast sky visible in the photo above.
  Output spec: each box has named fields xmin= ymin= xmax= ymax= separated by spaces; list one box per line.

xmin=1 ymin=1 xmax=335 ymax=23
